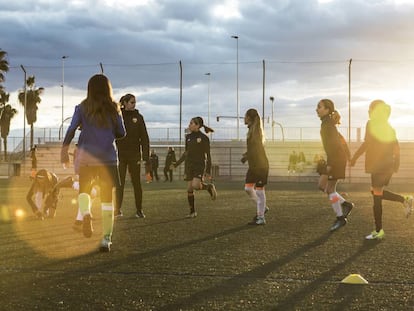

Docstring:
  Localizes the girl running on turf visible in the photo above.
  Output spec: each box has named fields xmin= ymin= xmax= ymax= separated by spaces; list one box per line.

xmin=61 ymin=74 xmax=125 ymax=252
xmin=316 ymin=99 xmax=355 ymax=232
xmin=241 ymin=108 xmax=269 ymax=225
xmin=173 ymin=117 xmax=217 ymax=218
xmin=350 ymin=100 xmax=413 ymax=240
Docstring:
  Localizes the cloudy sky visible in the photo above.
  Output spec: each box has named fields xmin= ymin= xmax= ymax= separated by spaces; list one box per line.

xmin=2 ymin=0 xmax=414 ymax=141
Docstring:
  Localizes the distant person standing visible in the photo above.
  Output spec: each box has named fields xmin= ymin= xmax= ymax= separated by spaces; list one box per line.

xmin=164 ymin=147 xmax=176 ymax=182
xmin=241 ymin=109 xmax=269 ymax=225
xmin=350 ymin=100 xmax=413 ymax=240
xmin=297 ymin=151 xmax=306 ymax=173
xmin=173 ymin=117 xmax=217 ymax=218
xmin=30 ymin=146 xmax=37 ymax=179
xmin=149 ymin=149 xmax=160 ymax=182
xmin=115 ymin=93 xmax=150 ymax=219
xmin=288 ymin=150 xmax=297 ymax=174
xmin=61 ymin=74 xmax=125 ymax=252
xmin=316 ymin=99 xmax=355 ymax=232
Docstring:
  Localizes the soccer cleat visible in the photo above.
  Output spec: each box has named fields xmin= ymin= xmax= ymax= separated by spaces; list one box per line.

xmin=185 ymin=212 xmax=197 ymax=218
xmin=342 ymin=202 xmax=355 ymax=218
xmin=265 ymin=206 xmax=270 ymax=214
xmin=114 ymin=211 xmax=123 ymax=218
xmin=248 ymin=216 xmax=266 ymax=225
xmin=99 ymin=236 xmax=112 ymax=252
xmin=135 ymin=211 xmax=146 ymax=218
xmin=403 ymin=196 xmax=413 ymax=218
xmin=83 ymin=214 xmax=93 ymax=238
xmin=365 ymin=229 xmax=385 ymax=240
xmin=329 ymin=217 xmax=347 ymax=232
xmin=72 ymin=220 xmax=83 ymax=232
xmin=207 ymin=183 xmax=217 ymax=200
xmin=35 ymin=210 xmax=44 ymax=220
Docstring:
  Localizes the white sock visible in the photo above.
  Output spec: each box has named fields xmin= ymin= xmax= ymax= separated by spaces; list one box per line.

xmin=35 ymin=191 xmax=43 ymax=212
xmin=101 ymin=203 xmax=114 ymax=238
xmin=245 ymin=186 xmax=258 ymax=204
xmin=78 ymin=193 xmax=91 ymax=216
xmin=337 ymin=193 xmax=345 ymax=204
xmin=256 ymin=189 xmax=266 ymax=217
xmin=329 ymin=192 xmax=343 ymax=217
xmin=76 ymin=208 xmax=83 ymax=221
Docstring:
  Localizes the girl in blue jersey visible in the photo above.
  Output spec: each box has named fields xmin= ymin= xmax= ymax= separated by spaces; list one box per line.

xmin=61 ymin=74 xmax=125 ymax=252
xmin=173 ymin=117 xmax=217 ymax=218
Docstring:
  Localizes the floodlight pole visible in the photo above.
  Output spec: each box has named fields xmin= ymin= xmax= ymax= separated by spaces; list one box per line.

xmin=205 ymin=72 xmax=211 ymax=125
xmin=20 ymin=65 xmax=27 ymax=157
xmin=60 ymin=55 xmax=68 ymax=140
xmin=231 ymin=35 xmax=239 ymax=140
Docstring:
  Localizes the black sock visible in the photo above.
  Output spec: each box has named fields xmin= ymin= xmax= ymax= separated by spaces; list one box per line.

xmin=382 ymin=190 xmax=404 ymax=203
xmin=187 ymin=192 xmax=195 ymax=213
xmin=373 ymin=195 xmax=383 ymax=232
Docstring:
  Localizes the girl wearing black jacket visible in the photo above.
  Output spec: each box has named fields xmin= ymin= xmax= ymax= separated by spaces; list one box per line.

xmin=317 ymin=99 xmax=355 ymax=232
xmin=115 ymin=94 xmax=150 ymax=218
xmin=350 ymin=100 xmax=413 ymax=240
xmin=241 ymin=109 xmax=269 ymax=225
xmin=173 ymin=117 xmax=217 ymax=218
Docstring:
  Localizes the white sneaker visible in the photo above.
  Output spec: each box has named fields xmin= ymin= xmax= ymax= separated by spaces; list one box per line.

xmin=256 ymin=216 xmax=266 ymax=225
xmin=185 ymin=212 xmax=197 ymax=218
xmin=365 ymin=229 xmax=385 ymax=240
xmin=99 ymin=236 xmax=112 ymax=252
xmin=403 ymin=196 xmax=413 ymax=218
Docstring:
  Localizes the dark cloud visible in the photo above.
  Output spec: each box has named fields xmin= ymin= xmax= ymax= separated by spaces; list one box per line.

xmin=1 ymin=0 xmax=414 ymax=134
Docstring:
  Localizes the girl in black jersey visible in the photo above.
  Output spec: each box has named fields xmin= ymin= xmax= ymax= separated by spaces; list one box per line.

xmin=317 ymin=99 xmax=355 ymax=232
xmin=115 ymin=93 xmax=150 ymax=219
xmin=241 ymin=109 xmax=269 ymax=225
xmin=350 ymin=100 xmax=413 ymax=240
xmin=173 ymin=117 xmax=217 ymax=218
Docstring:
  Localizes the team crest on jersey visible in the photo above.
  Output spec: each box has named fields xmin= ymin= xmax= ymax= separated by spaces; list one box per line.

xmin=132 ymin=118 xmax=138 ymax=123
xmin=197 ymin=138 xmax=201 ymax=143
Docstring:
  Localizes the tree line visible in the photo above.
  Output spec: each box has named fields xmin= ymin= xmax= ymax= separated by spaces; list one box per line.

xmin=0 ymin=49 xmax=44 ymax=161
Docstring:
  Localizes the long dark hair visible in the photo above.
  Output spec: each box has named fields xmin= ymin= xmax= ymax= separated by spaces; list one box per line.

xmin=245 ymin=108 xmax=265 ymax=144
xmin=80 ymin=74 xmax=120 ymax=128
xmin=191 ymin=116 xmax=214 ymax=133
xmin=119 ymin=93 xmax=135 ymax=109
xmin=319 ymin=98 xmax=341 ymax=125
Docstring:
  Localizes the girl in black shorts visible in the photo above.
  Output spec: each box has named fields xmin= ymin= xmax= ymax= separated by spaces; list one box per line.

xmin=241 ymin=109 xmax=269 ymax=225
xmin=351 ymin=100 xmax=413 ymax=240
xmin=174 ymin=117 xmax=217 ymax=218
xmin=317 ymin=99 xmax=355 ymax=232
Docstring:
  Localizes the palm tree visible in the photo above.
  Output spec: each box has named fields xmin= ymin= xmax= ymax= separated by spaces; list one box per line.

xmin=0 ymin=49 xmax=9 ymax=83
xmin=18 ymin=76 xmax=44 ymax=149
xmin=0 ymin=91 xmax=17 ymax=160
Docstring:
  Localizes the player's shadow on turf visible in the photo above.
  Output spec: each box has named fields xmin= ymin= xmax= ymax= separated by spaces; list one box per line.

xmin=33 ymin=223 xmax=257 ymax=272
xmin=157 ymin=231 xmax=333 ymax=311
xmin=272 ymin=240 xmax=379 ymax=311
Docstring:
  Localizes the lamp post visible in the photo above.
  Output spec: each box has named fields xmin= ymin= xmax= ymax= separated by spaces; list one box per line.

xmin=61 ymin=56 xmax=68 ymax=140
xmin=231 ymin=35 xmax=239 ymax=140
xmin=205 ymin=72 xmax=211 ymax=125
xmin=269 ymin=96 xmax=275 ymax=141
xmin=20 ymin=65 xmax=27 ymax=156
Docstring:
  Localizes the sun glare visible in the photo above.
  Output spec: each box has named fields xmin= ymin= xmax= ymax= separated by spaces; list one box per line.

xmin=103 ymin=0 xmax=152 ymax=8
xmin=212 ymin=0 xmax=242 ymax=19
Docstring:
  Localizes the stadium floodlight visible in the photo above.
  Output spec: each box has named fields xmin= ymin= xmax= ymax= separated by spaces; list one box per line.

xmin=231 ymin=35 xmax=239 ymax=140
